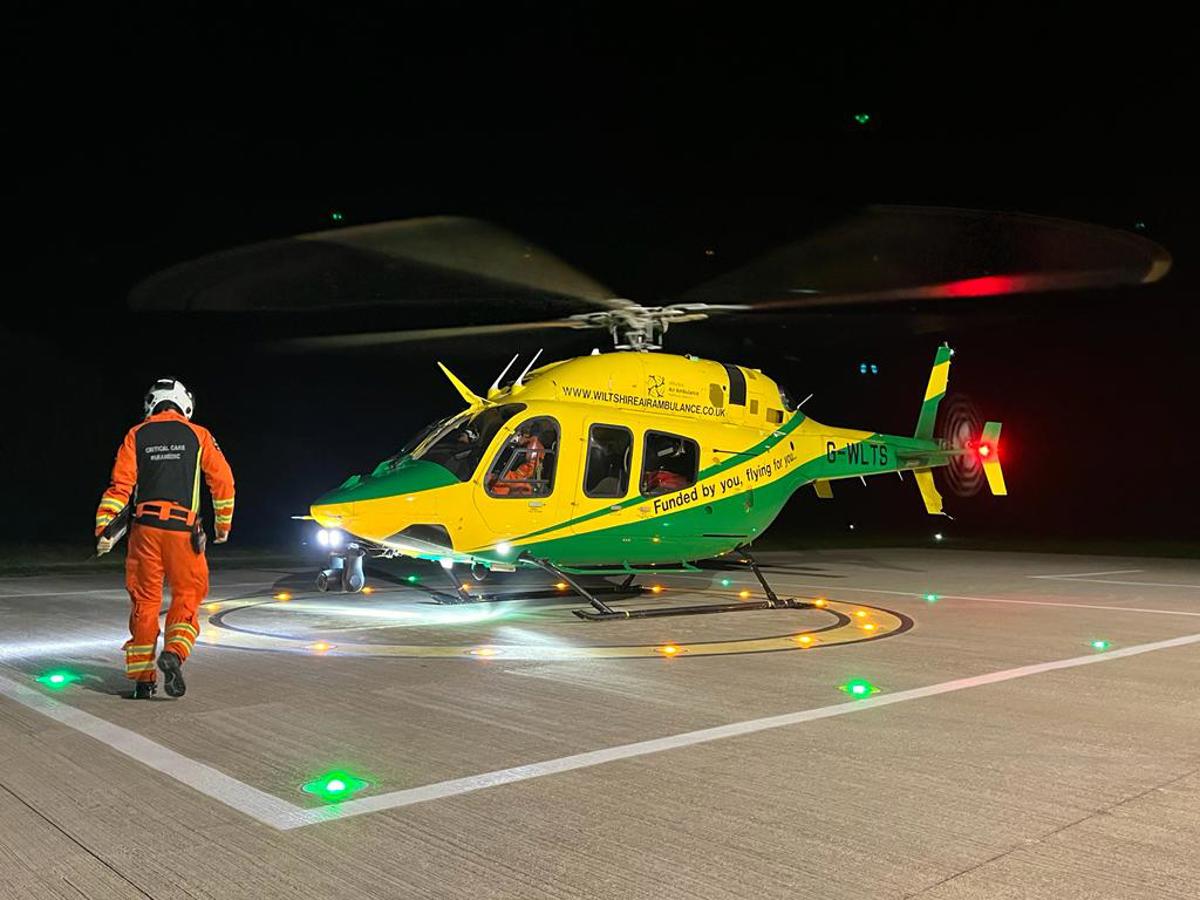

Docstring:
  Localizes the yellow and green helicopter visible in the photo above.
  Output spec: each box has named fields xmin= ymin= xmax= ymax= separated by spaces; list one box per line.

xmin=132 ymin=204 xmax=1170 ymax=619
xmin=309 ymin=336 xmax=1001 ymax=619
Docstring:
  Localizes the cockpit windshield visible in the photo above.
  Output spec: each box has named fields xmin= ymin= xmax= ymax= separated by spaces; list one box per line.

xmin=376 ymin=404 xmax=526 ymax=481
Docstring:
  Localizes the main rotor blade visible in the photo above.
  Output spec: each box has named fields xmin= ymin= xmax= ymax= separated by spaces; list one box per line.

xmin=130 ymin=216 xmax=627 ymax=314
xmin=685 ymin=205 xmax=1171 ymax=311
xmin=273 ymin=318 xmax=581 ymax=351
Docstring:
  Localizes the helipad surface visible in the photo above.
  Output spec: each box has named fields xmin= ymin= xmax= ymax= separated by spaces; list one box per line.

xmin=1 ymin=549 xmax=1198 ymax=898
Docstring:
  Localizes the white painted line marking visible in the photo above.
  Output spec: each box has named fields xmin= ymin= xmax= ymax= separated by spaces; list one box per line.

xmin=1030 ymin=569 xmax=1144 ymax=579
xmin=3 ymin=633 xmax=1199 ymax=830
xmin=0 ymin=581 xmax=274 ymax=600
xmin=1032 ymin=577 xmax=1200 ymax=590
xmin=0 ymin=672 xmax=299 ymax=829
xmin=287 ymin=631 xmax=1200 ymax=828
xmin=798 ymin=584 xmax=1200 ymax=617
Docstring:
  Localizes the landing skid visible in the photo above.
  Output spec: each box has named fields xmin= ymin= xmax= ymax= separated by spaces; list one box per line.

xmin=530 ymin=551 xmax=812 ymax=621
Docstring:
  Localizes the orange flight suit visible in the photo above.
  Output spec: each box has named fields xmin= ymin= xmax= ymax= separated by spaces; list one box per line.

xmin=95 ymin=410 xmax=235 ymax=682
xmin=487 ymin=436 xmax=544 ymax=496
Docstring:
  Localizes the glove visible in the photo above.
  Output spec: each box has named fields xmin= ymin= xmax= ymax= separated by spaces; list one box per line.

xmin=213 ymin=530 xmax=229 ymax=544
xmin=96 ymin=536 xmax=116 ymax=556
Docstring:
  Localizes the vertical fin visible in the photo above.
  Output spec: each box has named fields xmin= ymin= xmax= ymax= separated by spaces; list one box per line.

xmin=980 ymin=421 xmax=1007 ymax=495
xmin=914 ymin=468 xmax=944 ymax=515
xmin=813 ymin=479 xmax=833 ymax=499
xmin=915 ymin=343 xmax=953 ymax=440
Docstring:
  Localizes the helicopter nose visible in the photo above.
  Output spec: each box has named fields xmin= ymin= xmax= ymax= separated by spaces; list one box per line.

xmin=310 ymin=500 xmax=355 ymax=531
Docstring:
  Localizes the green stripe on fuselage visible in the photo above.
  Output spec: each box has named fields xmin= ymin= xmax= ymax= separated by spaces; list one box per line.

xmin=514 ymin=428 xmax=939 ymax=565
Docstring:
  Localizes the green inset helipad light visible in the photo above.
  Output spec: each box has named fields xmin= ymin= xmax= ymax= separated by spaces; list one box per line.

xmin=406 ymin=574 xmax=420 ymax=584
xmin=302 ymin=770 xmax=369 ymax=802
xmin=923 ymin=593 xmax=940 ymax=603
xmin=853 ymin=112 xmax=871 ymax=125
xmin=36 ymin=670 xmax=81 ymax=690
xmin=1090 ymin=639 xmax=1111 ymax=651
xmin=839 ymin=678 xmax=879 ymax=698
xmin=720 ymin=578 xmax=732 ymax=587
xmin=330 ymin=211 xmax=344 ymax=222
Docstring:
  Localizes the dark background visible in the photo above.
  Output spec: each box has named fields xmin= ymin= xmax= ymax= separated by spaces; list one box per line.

xmin=3 ymin=3 xmax=1196 ymax=554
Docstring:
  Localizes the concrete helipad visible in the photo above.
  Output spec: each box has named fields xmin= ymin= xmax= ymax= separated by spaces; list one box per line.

xmin=1 ymin=548 xmax=1199 ymax=898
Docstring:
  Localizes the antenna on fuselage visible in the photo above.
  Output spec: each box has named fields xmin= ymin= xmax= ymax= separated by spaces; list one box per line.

xmin=488 ymin=353 xmax=520 ymax=398
xmin=514 ymin=348 xmax=544 ymax=388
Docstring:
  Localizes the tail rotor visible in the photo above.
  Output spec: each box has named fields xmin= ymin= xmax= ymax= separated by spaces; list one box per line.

xmin=939 ymin=393 xmax=985 ymax=497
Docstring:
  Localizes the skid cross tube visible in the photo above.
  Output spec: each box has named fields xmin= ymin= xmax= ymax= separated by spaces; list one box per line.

xmin=736 ymin=550 xmax=783 ymax=607
xmin=525 ymin=556 xmax=621 ymax=617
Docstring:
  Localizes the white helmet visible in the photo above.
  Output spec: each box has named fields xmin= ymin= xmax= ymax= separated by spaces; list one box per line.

xmin=144 ymin=378 xmax=195 ymax=419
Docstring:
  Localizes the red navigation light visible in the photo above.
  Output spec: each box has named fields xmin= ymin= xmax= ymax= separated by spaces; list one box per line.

xmin=977 ymin=443 xmax=992 ymax=458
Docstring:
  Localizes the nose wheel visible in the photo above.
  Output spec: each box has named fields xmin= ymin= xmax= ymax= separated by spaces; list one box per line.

xmin=317 ymin=543 xmax=366 ymax=593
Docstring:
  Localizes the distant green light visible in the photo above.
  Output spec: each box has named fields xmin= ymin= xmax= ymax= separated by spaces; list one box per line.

xmin=853 ymin=113 xmax=871 ymax=125
xmin=839 ymin=678 xmax=879 ymax=698
xmin=406 ymin=574 xmax=420 ymax=584
xmin=1090 ymin=639 xmax=1111 ymax=651
xmin=720 ymin=578 xmax=732 ymax=587
xmin=330 ymin=211 xmax=344 ymax=222
xmin=302 ymin=770 xmax=368 ymax=802
xmin=923 ymin=593 xmax=940 ymax=603
xmin=36 ymin=670 xmax=80 ymax=690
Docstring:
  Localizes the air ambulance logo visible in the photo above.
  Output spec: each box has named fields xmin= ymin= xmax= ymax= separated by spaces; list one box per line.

xmin=647 ymin=374 xmax=666 ymax=398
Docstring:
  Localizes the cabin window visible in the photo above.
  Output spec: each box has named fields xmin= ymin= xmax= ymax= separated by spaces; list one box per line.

xmin=767 ymin=408 xmax=784 ymax=424
xmin=485 ymin=416 xmax=560 ymax=498
xmin=583 ymin=424 xmax=633 ymax=498
xmin=408 ymin=403 xmax=526 ymax=482
xmin=709 ymin=384 xmax=725 ymax=408
xmin=641 ymin=431 xmax=699 ymax=496
xmin=722 ymin=364 xmax=746 ymax=405
xmin=749 ymin=398 xmax=760 ymax=415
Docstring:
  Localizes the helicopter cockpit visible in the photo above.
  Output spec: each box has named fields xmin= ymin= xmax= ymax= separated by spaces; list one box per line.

xmin=375 ymin=403 xmax=526 ymax=481
xmin=485 ymin=417 xmax=559 ymax=497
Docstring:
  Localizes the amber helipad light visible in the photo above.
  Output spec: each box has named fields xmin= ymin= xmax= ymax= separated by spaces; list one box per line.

xmin=854 ymin=610 xmax=868 ymax=619
xmin=469 ymin=646 xmax=501 ymax=657
xmin=309 ymin=641 xmax=333 ymax=653
xmin=274 ymin=592 xmax=292 ymax=602
xmin=796 ymin=634 xmax=815 ymax=647
xmin=555 ymin=581 xmax=569 ymax=591
xmin=205 ymin=602 xmax=221 ymax=612
xmin=650 ymin=585 xmax=664 ymax=594
xmin=656 ymin=643 xmax=682 ymax=657
xmin=813 ymin=597 xmax=828 ymax=607
xmin=862 ymin=623 xmax=877 ymax=632
xmin=738 ymin=589 xmax=751 ymax=599
xmin=362 ymin=586 xmax=375 ymax=595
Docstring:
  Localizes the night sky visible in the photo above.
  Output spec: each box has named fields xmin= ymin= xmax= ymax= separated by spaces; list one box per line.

xmin=4 ymin=5 xmax=1195 ymax=551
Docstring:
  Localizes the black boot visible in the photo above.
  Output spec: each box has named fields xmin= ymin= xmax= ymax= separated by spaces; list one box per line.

xmin=157 ymin=650 xmax=187 ymax=698
xmin=131 ymin=680 xmax=157 ymax=700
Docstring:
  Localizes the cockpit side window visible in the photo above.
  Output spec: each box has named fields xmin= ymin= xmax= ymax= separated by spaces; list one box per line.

xmin=583 ymin=424 xmax=633 ymax=498
xmin=640 ymin=431 xmax=699 ymax=496
xmin=485 ymin=416 xmax=560 ymax=498
xmin=405 ymin=404 xmax=526 ymax=481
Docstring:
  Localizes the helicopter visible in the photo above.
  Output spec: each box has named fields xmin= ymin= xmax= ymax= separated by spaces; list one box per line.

xmin=130 ymin=205 xmax=1171 ymax=619
xmin=308 ymin=336 xmax=998 ymax=620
